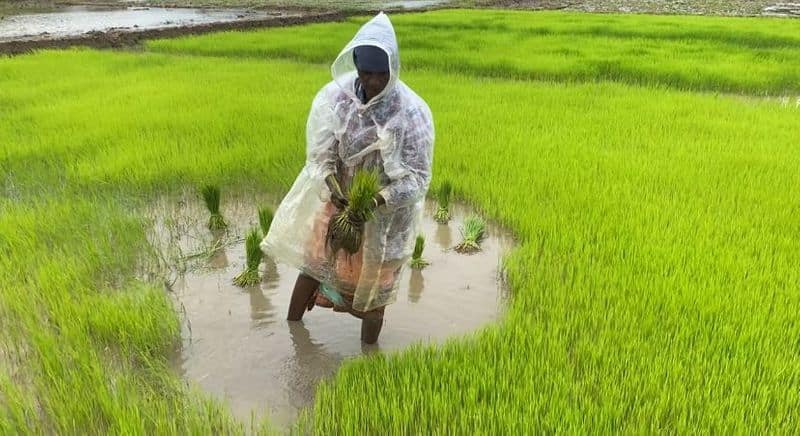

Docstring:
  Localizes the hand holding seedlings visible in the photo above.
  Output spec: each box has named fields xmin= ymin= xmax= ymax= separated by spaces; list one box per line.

xmin=326 ymin=169 xmax=381 ymax=255
xmin=455 ymin=215 xmax=486 ymax=253
xmin=325 ymin=174 xmax=349 ymax=210
xmin=201 ymin=184 xmax=227 ymax=230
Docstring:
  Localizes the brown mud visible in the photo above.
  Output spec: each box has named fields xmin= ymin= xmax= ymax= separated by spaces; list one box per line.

xmin=145 ymin=191 xmax=514 ymax=429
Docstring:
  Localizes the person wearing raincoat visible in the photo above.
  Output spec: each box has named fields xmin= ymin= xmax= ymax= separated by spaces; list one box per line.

xmin=261 ymin=12 xmax=435 ymax=344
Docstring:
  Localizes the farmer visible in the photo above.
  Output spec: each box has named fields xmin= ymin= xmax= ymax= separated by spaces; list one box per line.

xmin=261 ymin=12 xmax=434 ymax=344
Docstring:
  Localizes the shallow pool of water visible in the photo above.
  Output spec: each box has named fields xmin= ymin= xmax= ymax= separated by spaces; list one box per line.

xmin=0 ymin=6 xmax=276 ymax=41
xmin=147 ymin=192 xmax=514 ymax=429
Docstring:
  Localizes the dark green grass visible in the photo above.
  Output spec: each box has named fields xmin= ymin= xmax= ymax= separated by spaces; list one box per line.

xmin=148 ymin=9 xmax=800 ymax=94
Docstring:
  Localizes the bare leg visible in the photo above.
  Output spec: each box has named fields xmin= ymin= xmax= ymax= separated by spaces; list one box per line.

xmin=359 ymin=306 xmax=385 ymax=344
xmin=287 ymin=273 xmax=319 ymax=321
xmin=361 ymin=318 xmax=384 ymax=344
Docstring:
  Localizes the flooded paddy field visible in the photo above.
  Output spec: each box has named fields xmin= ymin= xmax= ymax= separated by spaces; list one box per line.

xmin=146 ymin=193 xmax=514 ymax=428
xmin=0 ymin=5 xmax=281 ymax=41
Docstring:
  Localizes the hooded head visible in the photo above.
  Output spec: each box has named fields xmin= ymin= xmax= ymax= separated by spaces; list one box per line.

xmin=331 ymin=12 xmax=400 ymax=106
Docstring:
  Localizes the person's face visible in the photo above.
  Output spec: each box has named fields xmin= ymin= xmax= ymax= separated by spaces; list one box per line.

xmin=357 ymin=70 xmax=390 ymax=101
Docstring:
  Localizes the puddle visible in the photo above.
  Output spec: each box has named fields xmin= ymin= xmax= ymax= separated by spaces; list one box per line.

xmin=146 ymin=191 xmax=514 ymax=429
xmin=725 ymin=93 xmax=800 ymax=109
xmin=762 ymin=3 xmax=800 ymax=16
xmin=0 ymin=1 xmax=450 ymax=43
xmin=0 ymin=6 xmax=280 ymax=41
xmin=384 ymin=0 xmax=449 ymax=8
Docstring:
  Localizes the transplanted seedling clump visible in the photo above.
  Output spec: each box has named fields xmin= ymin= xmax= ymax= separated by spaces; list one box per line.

xmin=233 ymin=228 xmax=263 ymax=286
xmin=455 ymin=215 xmax=486 ymax=254
xmin=410 ymin=235 xmax=429 ymax=269
xmin=434 ymin=181 xmax=452 ymax=224
xmin=201 ymin=184 xmax=227 ymax=230
xmin=326 ymin=170 xmax=380 ymax=255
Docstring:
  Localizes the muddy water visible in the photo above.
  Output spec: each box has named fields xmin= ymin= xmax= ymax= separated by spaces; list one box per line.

xmin=146 ymin=192 xmax=513 ymax=429
xmin=0 ymin=6 xmax=279 ymax=41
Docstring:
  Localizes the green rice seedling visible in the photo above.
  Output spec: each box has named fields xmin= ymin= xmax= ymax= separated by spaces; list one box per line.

xmin=410 ymin=235 xmax=429 ymax=269
xmin=434 ymin=181 xmax=453 ymax=224
xmin=455 ymin=215 xmax=486 ymax=254
xmin=326 ymin=170 xmax=380 ymax=255
xmin=258 ymin=206 xmax=274 ymax=236
xmin=8 ymin=13 xmax=800 ymax=433
xmin=233 ymin=228 xmax=263 ymax=287
xmin=200 ymin=184 xmax=227 ymax=230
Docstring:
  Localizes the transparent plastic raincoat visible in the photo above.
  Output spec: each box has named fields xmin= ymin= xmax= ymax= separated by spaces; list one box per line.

xmin=261 ymin=12 xmax=435 ymax=312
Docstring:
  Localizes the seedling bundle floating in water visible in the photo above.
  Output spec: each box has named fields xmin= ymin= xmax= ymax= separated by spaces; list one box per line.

xmin=455 ymin=215 xmax=486 ymax=253
xmin=201 ymin=184 xmax=227 ymax=230
xmin=410 ymin=235 xmax=429 ymax=269
xmin=233 ymin=228 xmax=263 ymax=286
xmin=434 ymin=181 xmax=452 ymax=224
xmin=326 ymin=170 xmax=380 ymax=255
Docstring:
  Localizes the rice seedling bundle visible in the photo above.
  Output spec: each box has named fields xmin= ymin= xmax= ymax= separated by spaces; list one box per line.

xmin=455 ymin=215 xmax=486 ymax=254
xmin=409 ymin=234 xmax=429 ymax=269
xmin=201 ymin=184 xmax=227 ymax=230
xmin=326 ymin=170 xmax=380 ymax=255
xmin=434 ymin=181 xmax=452 ymax=224
xmin=233 ymin=228 xmax=263 ymax=286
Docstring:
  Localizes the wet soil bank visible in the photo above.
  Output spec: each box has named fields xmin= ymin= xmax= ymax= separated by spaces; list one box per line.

xmin=475 ymin=0 xmax=800 ymax=17
xmin=146 ymin=191 xmax=514 ymax=429
xmin=0 ymin=10 xmax=345 ymax=55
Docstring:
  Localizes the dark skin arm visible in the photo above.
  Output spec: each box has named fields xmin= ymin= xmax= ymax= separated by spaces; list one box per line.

xmin=325 ymin=174 xmax=348 ymax=209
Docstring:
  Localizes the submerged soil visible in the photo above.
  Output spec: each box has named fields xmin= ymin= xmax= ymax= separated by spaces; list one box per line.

xmin=146 ymin=191 xmax=514 ymax=429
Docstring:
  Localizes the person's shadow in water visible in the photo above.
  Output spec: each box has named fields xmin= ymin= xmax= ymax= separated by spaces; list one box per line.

xmin=284 ymin=320 xmax=382 ymax=408
xmin=285 ymin=322 xmax=343 ymax=409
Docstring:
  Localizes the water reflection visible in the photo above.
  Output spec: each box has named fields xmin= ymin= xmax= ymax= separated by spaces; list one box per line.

xmin=408 ymin=269 xmax=425 ymax=303
xmin=434 ymin=222 xmax=453 ymax=250
xmin=286 ymin=322 xmax=342 ymax=408
xmin=207 ymin=232 xmax=229 ymax=269
xmin=245 ymin=285 xmax=273 ymax=325
xmin=261 ymin=256 xmax=280 ymax=289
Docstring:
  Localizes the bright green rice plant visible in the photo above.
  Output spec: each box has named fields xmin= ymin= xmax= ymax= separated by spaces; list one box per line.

xmin=326 ymin=169 xmax=380 ymax=255
xmin=201 ymin=184 xmax=227 ymax=230
xmin=258 ymin=206 xmax=274 ymax=236
xmin=409 ymin=235 xmax=429 ymax=269
xmin=233 ymin=228 xmax=263 ymax=287
xmin=434 ymin=181 xmax=453 ymax=224
xmin=455 ymin=215 xmax=486 ymax=254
